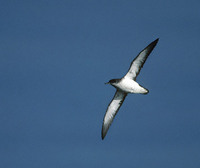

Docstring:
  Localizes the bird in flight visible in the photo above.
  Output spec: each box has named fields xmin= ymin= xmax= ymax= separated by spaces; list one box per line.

xmin=102 ymin=38 xmax=159 ymax=140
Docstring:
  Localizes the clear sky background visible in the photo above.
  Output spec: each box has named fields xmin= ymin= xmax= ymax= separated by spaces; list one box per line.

xmin=0 ymin=0 xmax=200 ymax=167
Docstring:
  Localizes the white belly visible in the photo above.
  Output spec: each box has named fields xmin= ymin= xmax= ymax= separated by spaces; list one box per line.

xmin=114 ymin=77 xmax=148 ymax=94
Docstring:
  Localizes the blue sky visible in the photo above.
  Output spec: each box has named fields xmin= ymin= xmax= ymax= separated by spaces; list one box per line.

xmin=0 ymin=0 xmax=200 ymax=167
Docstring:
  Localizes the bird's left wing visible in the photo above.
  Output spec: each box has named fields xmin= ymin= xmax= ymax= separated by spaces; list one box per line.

xmin=102 ymin=90 xmax=127 ymax=140
xmin=125 ymin=38 xmax=159 ymax=80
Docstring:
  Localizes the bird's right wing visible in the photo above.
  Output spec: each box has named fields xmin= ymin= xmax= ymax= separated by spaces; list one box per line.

xmin=102 ymin=90 xmax=127 ymax=140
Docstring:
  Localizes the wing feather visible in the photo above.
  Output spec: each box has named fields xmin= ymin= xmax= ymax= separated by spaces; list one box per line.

xmin=125 ymin=38 xmax=159 ymax=80
xmin=102 ymin=90 xmax=127 ymax=140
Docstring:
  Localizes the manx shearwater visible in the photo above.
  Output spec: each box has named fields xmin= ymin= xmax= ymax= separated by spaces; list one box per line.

xmin=102 ymin=38 xmax=159 ymax=140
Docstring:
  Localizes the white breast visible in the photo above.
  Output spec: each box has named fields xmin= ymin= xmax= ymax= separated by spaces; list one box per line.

xmin=115 ymin=77 xmax=147 ymax=94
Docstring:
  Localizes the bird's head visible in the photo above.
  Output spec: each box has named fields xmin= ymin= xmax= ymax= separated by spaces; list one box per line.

xmin=105 ymin=79 xmax=119 ymax=85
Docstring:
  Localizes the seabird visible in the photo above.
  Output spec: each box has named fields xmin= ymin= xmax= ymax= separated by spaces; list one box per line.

xmin=102 ymin=38 xmax=159 ymax=140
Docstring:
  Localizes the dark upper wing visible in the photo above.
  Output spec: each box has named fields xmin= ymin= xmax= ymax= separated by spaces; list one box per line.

xmin=125 ymin=38 xmax=159 ymax=80
xmin=102 ymin=90 xmax=127 ymax=140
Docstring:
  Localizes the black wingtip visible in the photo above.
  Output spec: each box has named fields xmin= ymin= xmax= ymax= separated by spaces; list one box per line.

xmin=153 ymin=38 xmax=159 ymax=44
xmin=101 ymin=128 xmax=106 ymax=140
xmin=146 ymin=38 xmax=159 ymax=51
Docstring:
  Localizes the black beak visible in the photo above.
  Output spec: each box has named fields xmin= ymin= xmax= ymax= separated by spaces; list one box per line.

xmin=105 ymin=82 xmax=110 ymax=84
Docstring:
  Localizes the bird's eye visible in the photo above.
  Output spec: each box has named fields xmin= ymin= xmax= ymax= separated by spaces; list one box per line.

xmin=110 ymin=79 xmax=115 ymax=83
